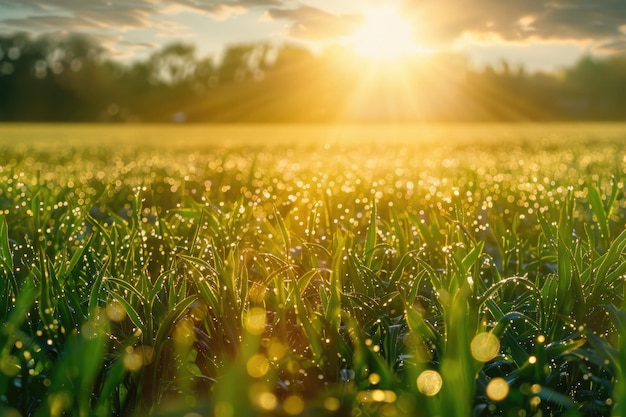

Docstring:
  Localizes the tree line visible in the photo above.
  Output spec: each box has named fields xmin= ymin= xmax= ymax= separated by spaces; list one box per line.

xmin=1 ymin=32 xmax=626 ymax=122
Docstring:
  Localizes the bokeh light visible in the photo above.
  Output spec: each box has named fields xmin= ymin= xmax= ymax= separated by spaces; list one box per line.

xmin=283 ymin=395 xmax=305 ymax=415
xmin=1 ymin=407 xmax=22 ymax=417
xmin=246 ymin=354 xmax=270 ymax=378
xmin=105 ymin=300 xmax=127 ymax=322
xmin=471 ymin=332 xmax=500 ymax=362
xmin=214 ymin=402 xmax=234 ymax=417
xmin=324 ymin=397 xmax=341 ymax=411
xmin=0 ymin=355 xmax=21 ymax=377
xmin=368 ymin=372 xmax=381 ymax=385
xmin=173 ymin=318 xmax=195 ymax=347
xmin=245 ymin=307 xmax=267 ymax=335
xmin=123 ymin=345 xmax=154 ymax=372
xmin=417 ymin=370 xmax=442 ymax=396
xmin=486 ymin=377 xmax=509 ymax=401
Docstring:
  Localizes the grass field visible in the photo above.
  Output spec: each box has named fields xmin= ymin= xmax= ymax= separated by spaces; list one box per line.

xmin=0 ymin=123 xmax=625 ymax=417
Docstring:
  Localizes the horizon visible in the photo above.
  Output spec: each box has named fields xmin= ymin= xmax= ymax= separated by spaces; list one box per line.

xmin=2 ymin=1 xmax=626 ymax=123
xmin=1 ymin=1 xmax=624 ymax=72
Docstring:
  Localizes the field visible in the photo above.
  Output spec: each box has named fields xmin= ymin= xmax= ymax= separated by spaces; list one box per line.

xmin=0 ymin=123 xmax=625 ymax=417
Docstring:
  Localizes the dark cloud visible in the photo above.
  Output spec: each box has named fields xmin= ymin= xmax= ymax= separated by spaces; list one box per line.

xmin=258 ymin=1 xmax=626 ymax=53
xmin=0 ymin=0 xmax=284 ymax=32
xmin=0 ymin=0 xmax=288 ymax=60
xmin=0 ymin=0 xmax=154 ymax=14
xmin=267 ymin=5 xmax=362 ymax=40
xmin=0 ymin=0 xmax=281 ymax=11
xmin=176 ymin=0 xmax=282 ymax=10
xmin=597 ymin=37 xmax=626 ymax=53
xmin=538 ymin=2 xmax=626 ymax=39
xmin=0 ymin=16 xmax=97 ymax=31
xmin=0 ymin=9 xmax=155 ymax=33
xmin=160 ymin=0 xmax=283 ymax=20
xmin=1 ymin=0 xmax=625 ymax=57
xmin=401 ymin=0 xmax=626 ymax=46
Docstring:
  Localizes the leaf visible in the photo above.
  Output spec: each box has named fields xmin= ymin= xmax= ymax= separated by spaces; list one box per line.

xmin=0 ymin=214 xmax=13 ymax=274
xmin=492 ymin=311 xmax=537 ymax=338
xmin=477 ymin=276 xmax=540 ymax=310
xmin=109 ymin=290 xmax=146 ymax=334
xmin=294 ymin=294 xmax=325 ymax=362
xmin=1 ymin=273 xmax=38 ymax=337
xmin=349 ymin=252 xmax=384 ymax=298
xmin=461 ymin=240 xmax=484 ymax=273
xmin=86 ymin=214 xmax=114 ymax=262
xmin=544 ymin=337 xmax=586 ymax=360
xmin=587 ymin=183 xmax=609 ymax=240
xmin=605 ymin=304 xmax=626 ymax=334
xmin=388 ymin=250 xmax=420 ymax=289
xmin=0 ymin=214 xmax=18 ymax=314
xmin=588 ymin=228 xmax=626 ymax=306
xmin=106 ymin=277 xmax=149 ymax=306
xmin=296 ymin=269 xmax=322 ymax=295
xmin=536 ymin=385 xmax=578 ymax=410
xmin=326 ymin=230 xmax=345 ymax=328
xmin=405 ymin=305 xmax=443 ymax=358
xmin=64 ymin=234 xmax=92 ymax=277
xmin=595 ymin=228 xmax=626 ymax=283
xmin=93 ymin=359 xmax=127 ymax=417
xmin=88 ymin=260 xmax=108 ymax=321
xmin=151 ymin=295 xmax=198 ymax=378
xmin=364 ymin=199 xmax=377 ymax=267
xmin=273 ymin=204 xmax=291 ymax=258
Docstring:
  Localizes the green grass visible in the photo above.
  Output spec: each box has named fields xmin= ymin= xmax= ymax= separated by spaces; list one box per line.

xmin=0 ymin=123 xmax=625 ymax=417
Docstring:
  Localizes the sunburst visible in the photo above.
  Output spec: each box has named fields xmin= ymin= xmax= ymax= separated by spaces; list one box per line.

xmin=351 ymin=7 xmax=429 ymax=60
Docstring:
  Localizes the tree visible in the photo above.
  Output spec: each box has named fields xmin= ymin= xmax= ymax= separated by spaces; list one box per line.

xmin=149 ymin=43 xmax=198 ymax=87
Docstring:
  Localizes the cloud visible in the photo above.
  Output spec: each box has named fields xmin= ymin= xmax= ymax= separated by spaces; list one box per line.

xmin=0 ymin=1 xmax=284 ymax=32
xmin=1 ymin=0 xmax=624 ymax=61
xmin=597 ymin=37 xmax=626 ymax=53
xmin=266 ymin=5 xmax=363 ymax=40
xmin=162 ymin=0 xmax=282 ymax=20
xmin=0 ymin=1 xmax=162 ymax=35
xmin=0 ymin=15 xmax=97 ymax=32
xmin=2 ymin=0 xmax=625 ymax=45
xmin=0 ymin=0 xmax=286 ymax=58
xmin=400 ymin=0 xmax=626 ymax=47
xmin=260 ymin=1 xmax=626 ymax=54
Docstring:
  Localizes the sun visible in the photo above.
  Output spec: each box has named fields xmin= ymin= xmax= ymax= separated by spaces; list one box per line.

xmin=351 ymin=7 xmax=427 ymax=60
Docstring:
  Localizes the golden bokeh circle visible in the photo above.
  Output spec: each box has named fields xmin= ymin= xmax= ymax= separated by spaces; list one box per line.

xmin=105 ymin=300 xmax=126 ymax=322
xmin=416 ymin=370 xmax=442 ymax=396
xmin=486 ymin=377 xmax=509 ymax=401
xmin=470 ymin=332 xmax=500 ymax=362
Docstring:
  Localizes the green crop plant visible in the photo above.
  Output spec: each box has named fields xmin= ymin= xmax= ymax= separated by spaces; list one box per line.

xmin=0 ymin=124 xmax=624 ymax=416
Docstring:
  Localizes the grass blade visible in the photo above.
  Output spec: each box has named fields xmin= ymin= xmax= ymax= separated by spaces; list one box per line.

xmin=364 ymin=199 xmax=377 ymax=267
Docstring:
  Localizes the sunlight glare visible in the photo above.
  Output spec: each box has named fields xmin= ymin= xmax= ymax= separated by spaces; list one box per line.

xmin=352 ymin=7 xmax=424 ymax=59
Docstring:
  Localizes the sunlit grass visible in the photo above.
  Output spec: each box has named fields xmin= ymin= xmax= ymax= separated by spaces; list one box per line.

xmin=0 ymin=123 xmax=625 ymax=416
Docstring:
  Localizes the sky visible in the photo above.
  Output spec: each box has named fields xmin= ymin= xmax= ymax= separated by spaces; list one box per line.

xmin=0 ymin=0 xmax=625 ymax=72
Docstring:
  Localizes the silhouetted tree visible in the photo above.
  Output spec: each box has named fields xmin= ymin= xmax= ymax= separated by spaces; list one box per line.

xmin=2 ymin=32 xmax=626 ymax=122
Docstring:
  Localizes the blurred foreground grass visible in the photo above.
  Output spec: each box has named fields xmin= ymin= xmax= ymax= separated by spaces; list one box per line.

xmin=0 ymin=123 xmax=625 ymax=417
